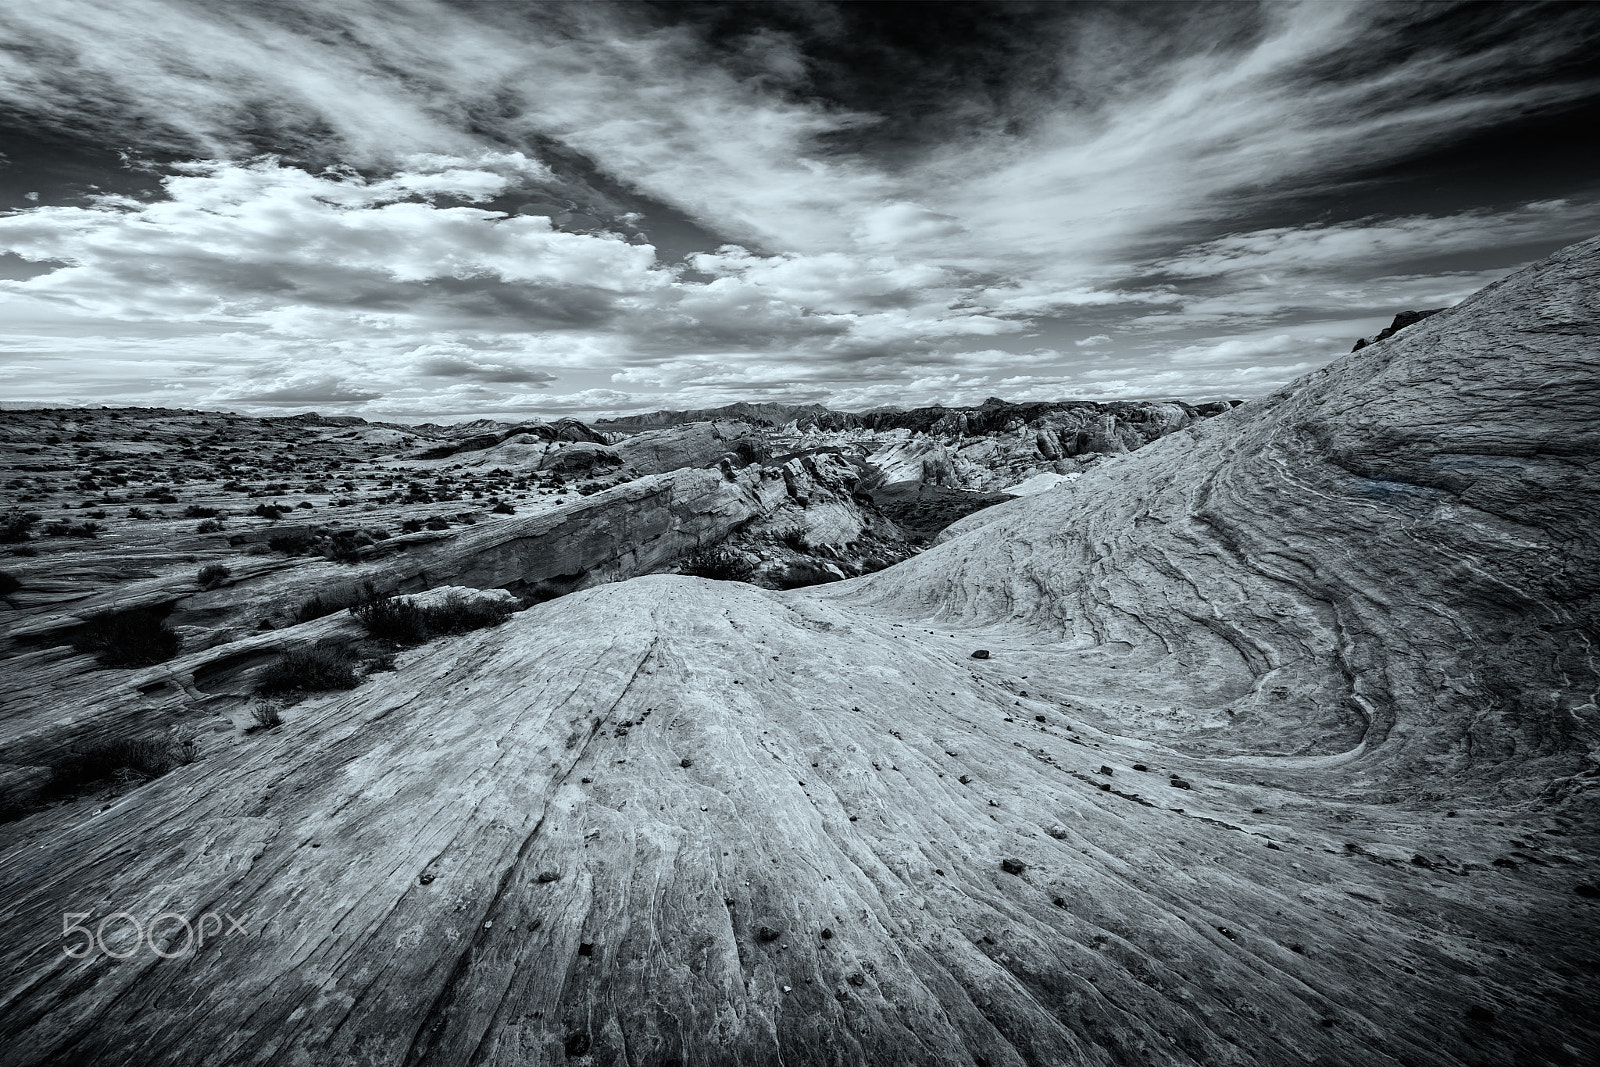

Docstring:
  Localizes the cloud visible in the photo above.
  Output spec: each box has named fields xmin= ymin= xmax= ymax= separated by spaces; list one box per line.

xmin=0 ymin=2 xmax=1597 ymax=418
xmin=227 ymin=374 xmax=382 ymax=405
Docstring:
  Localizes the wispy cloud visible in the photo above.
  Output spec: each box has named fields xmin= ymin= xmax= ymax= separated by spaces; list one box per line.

xmin=0 ymin=1 xmax=1596 ymax=417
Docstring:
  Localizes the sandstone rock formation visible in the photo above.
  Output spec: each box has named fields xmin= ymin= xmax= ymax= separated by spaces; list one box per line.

xmin=1 ymin=239 xmax=1597 ymax=1066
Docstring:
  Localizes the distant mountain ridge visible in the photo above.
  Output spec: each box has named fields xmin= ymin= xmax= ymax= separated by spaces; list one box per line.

xmin=596 ymin=396 xmax=1240 ymax=435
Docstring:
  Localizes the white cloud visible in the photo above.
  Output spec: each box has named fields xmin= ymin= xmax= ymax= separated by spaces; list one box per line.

xmin=1075 ymin=334 xmax=1111 ymax=348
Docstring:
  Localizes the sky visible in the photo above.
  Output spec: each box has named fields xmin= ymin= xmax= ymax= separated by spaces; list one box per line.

xmin=0 ymin=0 xmax=1598 ymax=422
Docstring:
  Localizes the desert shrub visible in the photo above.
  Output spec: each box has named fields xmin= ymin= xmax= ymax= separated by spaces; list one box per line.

xmin=151 ymin=493 xmax=179 ymax=504
xmin=679 ymin=547 xmax=755 ymax=582
xmin=775 ymin=527 xmax=810 ymax=551
xmin=197 ymin=563 xmax=230 ymax=589
xmin=491 ymin=500 xmax=515 ymax=515
xmin=424 ymin=592 xmax=515 ymax=635
xmin=46 ymin=736 xmax=197 ymax=796
xmin=127 ymin=507 xmax=149 ymax=520
xmin=244 ymin=543 xmax=272 ymax=556
xmin=400 ymin=518 xmax=424 ymax=533
xmin=295 ymin=594 xmax=343 ymax=623
xmin=256 ymin=644 xmax=360 ymax=696
xmin=352 ymin=595 xmax=432 ymax=644
xmin=86 ymin=508 xmax=107 ymax=519
xmin=46 ymin=521 xmax=102 ymax=539
xmin=353 ymin=592 xmax=514 ymax=643
xmin=72 ymin=609 xmax=182 ymax=667
xmin=268 ymin=530 xmax=316 ymax=555
xmin=10 ymin=545 xmax=38 ymax=557
xmin=196 ymin=518 xmax=225 ymax=533
xmin=1 ymin=511 xmax=42 ymax=542
xmin=0 ymin=571 xmax=20 ymax=597
xmin=253 ymin=503 xmax=286 ymax=520
xmin=250 ymin=702 xmax=283 ymax=730
xmin=183 ymin=505 xmax=220 ymax=518
xmin=296 ymin=501 xmax=314 ymax=510
xmin=424 ymin=516 xmax=450 ymax=531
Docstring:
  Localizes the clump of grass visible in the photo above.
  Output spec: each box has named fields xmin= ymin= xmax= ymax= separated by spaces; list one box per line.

xmin=775 ymin=527 xmax=810 ymax=551
xmin=72 ymin=609 xmax=182 ymax=667
xmin=255 ymin=644 xmax=360 ymax=696
xmin=679 ymin=546 xmax=755 ymax=582
xmin=352 ymin=592 xmax=515 ymax=645
xmin=352 ymin=595 xmax=431 ymax=644
xmin=295 ymin=594 xmax=344 ymax=623
xmin=45 ymin=735 xmax=198 ymax=798
xmin=0 ymin=511 xmax=41 ymax=543
xmin=183 ymin=505 xmax=221 ymax=519
xmin=425 ymin=592 xmax=515 ymax=634
xmin=196 ymin=563 xmax=230 ymax=589
xmin=46 ymin=520 xmax=102 ymax=539
xmin=196 ymin=518 xmax=225 ymax=534
xmin=250 ymin=701 xmax=283 ymax=730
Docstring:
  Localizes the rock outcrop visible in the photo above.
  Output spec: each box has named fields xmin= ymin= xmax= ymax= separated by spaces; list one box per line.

xmin=1 ymin=239 xmax=1597 ymax=1066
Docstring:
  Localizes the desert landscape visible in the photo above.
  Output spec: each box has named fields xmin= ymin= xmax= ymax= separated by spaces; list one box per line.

xmin=2 ymin=239 xmax=1597 ymax=1065
xmin=3 ymin=2 xmax=1599 ymax=1065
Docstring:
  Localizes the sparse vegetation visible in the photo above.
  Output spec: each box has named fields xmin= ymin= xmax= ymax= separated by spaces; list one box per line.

xmin=256 ymin=644 xmax=360 ymax=696
xmin=197 ymin=563 xmax=230 ymax=589
xmin=43 ymin=735 xmax=198 ymax=798
xmin=183 ymin=504 xmax=221 ymax=518
xmin=72 ymin=609 xmax=182 ymax=667
xmin=353 ymin=592 xmax=515 ymax=645
xmin=196 ymin=518 xmax=226 ymax=533
xmin=679 ymin=546 xmax=755 ymax=582
xmin=1 ymin=510 xmax=42 ymax=542
xmin=250 ymin=701 xmax=284 ymax=730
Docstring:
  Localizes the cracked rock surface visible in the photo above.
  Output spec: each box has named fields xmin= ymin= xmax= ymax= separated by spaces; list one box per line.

xmin=0 ymin=239 xmax=1597 ymax=1065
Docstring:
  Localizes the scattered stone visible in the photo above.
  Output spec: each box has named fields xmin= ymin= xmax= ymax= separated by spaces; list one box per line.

xmin=536 ymin=870 xmax=560 ymax=883
xmin=1000 ymin=858 xmax=1026 ymax=875
xmin=970 ymin=650 xmax=990 ymax=659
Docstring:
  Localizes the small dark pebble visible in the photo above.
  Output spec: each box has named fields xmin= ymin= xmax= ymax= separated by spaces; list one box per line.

xmin=680 ymin=758 xmax=693 ymax=768
xmin=418 ymin=873 xmax=435 ymax=885
xmin=1251 ymin=808 xmax=1264 ymax=814
xmin=581 ymin=777 xmax=592 ymax=783
xmin=564 ymin=1032 xmax=590 ymax=1057
xmin=848 ymin=973 xmax=866 ymax=986
xmin=1217 ymin=927 xmax=1236 ymax=940
xmin=959 ymin=775 xmax=972 ymax=785
xmin=935 ymin=868 xmax=945 ymax=875
xmin=1052 ymin=897 xmax=1066 ymax=908
xmin=1446 ymin=810 xmax=1457 ymax=817
xmin=1319 ymin=1018 xmax=1336 ymax=1028
xmin=821 ymin=928 xmax=834 ymax=940
xmin=1097 ymin=783 xmax=1111 ymax=791
xmin=1170 ymin=779 xmax=1192 ymax=790
xmin=1131 ymin=764 xmax=1148 ymax=772
xmin=1290 ymin=944 xmax=1306 ymax=954
xmin=758 ymin=926 xmax=781 ymax=942
xmin=1000 ymin=858 xmax=1027 ymax=875
xmin=578 ymin=943 xmax=594 ymax=956
xmin=1265 ymin=842 xmax=1281 ymax=850
xmin=536 ymin=870 xmax=560 ymax=883
xmin=970 ymin=649 xmax=990 ymax=659
xmin=1098 ymin=766 xmax=1113 ymax=776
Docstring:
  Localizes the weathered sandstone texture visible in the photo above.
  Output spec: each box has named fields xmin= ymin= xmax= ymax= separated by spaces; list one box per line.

xmin=0 ymin=239 xmax=1596 ymax=1066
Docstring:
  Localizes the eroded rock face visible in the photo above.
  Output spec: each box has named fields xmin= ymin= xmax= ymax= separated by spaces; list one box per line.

xmin=1 ymin=239 xmax=1597 ymax=1066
